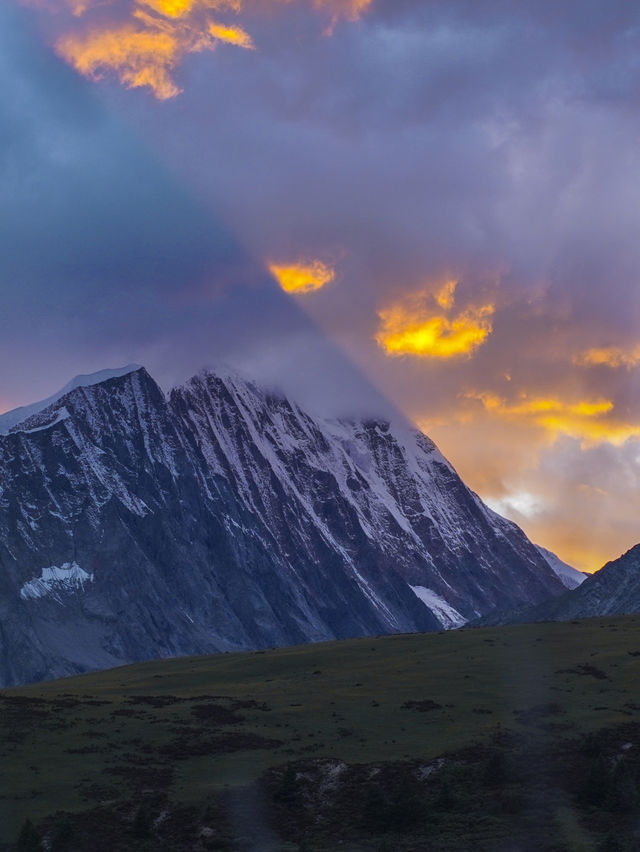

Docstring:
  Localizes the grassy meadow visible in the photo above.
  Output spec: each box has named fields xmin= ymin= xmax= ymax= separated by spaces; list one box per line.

xmin=4 ymin=617 xmax=640 ymax=850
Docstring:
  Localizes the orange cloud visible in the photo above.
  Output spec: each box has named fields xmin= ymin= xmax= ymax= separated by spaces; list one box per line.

xmin=574 ymin=344 xmax=640 ymax=369
xmin=137 ymin=0 xmax=242 ymax=18
xmin=376 ymin=284 xmax=494 ymax=359
xmin=56 ymin=0 xmax=254 ymax=99
xmin=139 ymin=0 xmax=199 ymax=17
xmin=434 ymin=279 xmax=457 ymax=310
xmin=27 ymin=0 xmax=371 ymax=99
xmin=467 ymin=391 xmax=640 ymax=446
xmin=208 ymin=21 xmax=253 ymax=48
xmin=269 ymin=259 xmax=336 ymax=293
xmin=58 ymin=25 xmax=186 ymax=99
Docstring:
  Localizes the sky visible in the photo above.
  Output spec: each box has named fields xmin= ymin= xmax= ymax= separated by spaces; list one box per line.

xmin=3 ymin=0 xmax=640 ymax=572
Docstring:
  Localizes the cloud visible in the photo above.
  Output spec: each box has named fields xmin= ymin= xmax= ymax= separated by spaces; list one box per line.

xmin=0 ymin=3 xmax=275 ymax=400
xmin=115 ymin=0 xmax=640 ymax=570
xmin=376 ymin=283 xmax=494 ymax=359
xmin=464 ymin=391 xmax=640 ymax=447
xmin=574 ymin=345 xmax=640 ymax=370
xmin=56 ymin=4 xmax=255 ymax=99
xmin=9 ymin=0 xmax=640 ymax=573
xmin=269 ymin=259 xmax=335 ymax=293
xmin=24 ymin=0 xmax=370 ymax=99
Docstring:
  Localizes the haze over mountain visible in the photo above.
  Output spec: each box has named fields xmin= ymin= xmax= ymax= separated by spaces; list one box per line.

xmin=0 ymin=365 xmax=573 ymax=686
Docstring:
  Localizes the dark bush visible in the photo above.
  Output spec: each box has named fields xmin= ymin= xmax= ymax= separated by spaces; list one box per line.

xmin=483 ymin=750 xmax=508 ymax=786
xmin=49 ymin=814 xmax=74 ymax=851
xmin=17 ymin=819 xmax=43 ymax=852
xmin=131 ymin=804 xmax=153 ymax=839
xmin=579 ymin=756 xmax=610 ymax=807
xmin=273 ymin=765 xmax=301 ymax=807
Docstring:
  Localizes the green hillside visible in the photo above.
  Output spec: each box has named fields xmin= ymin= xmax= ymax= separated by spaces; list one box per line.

xmin=4 ymin=618 xmax=640 ymax=850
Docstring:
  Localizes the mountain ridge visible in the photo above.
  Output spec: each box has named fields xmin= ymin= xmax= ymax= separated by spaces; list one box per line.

xmin=475 ymin=543 xmax=640 ymax=626
xmin=0 ymin=365 xmax=566 ymax=685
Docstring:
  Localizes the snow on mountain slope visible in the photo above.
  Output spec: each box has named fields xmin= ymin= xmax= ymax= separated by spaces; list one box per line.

xmin=0 ymin=365 xmax=566 ymax=685
xmin=409 ymin=586 xmax=466 ymax=628
xmin=0 ymin=364 xmax=141 ymax=434
xmin=535 ymin=545 xmax=585 ymax=590
xmin=20 ymin=562 xmax=94 ymax=602
xmin=172 ymin=370 xmax=563 ymax=620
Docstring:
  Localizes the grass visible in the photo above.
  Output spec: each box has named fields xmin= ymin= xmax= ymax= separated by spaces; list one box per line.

xmin=3 ymin=616 xmax=640 ymax=849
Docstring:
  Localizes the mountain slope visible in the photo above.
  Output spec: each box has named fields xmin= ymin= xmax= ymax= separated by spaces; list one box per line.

xmin=535 ymin=544 xmax=586 ymax=590
xmin=480 ymin=544 xmax=640 ymax=625
xmin=0 ymin=366 xmax=564 ymax=685
xmin=0 ymin=364 xmax=142 ymax=435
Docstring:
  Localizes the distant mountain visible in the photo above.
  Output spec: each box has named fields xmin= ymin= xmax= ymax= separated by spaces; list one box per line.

xmin=476 ymin=544 xmax=640 ymax=626
xmin=534 ymin=545 xmax=586 ymax=590
xmin=0 ymin=366 xmax=565 ymax=685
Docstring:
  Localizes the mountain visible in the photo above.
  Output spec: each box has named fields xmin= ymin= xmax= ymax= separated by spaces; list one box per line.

xmin=534 ymin=544 xmax=586 ymax=590
xmin=0 ymin=365 xmax=565 ymax=685
xmin=0 ymin=364 xmax=142 ymax=435
xmin=477 ymin=544 xmax=640 ymax=626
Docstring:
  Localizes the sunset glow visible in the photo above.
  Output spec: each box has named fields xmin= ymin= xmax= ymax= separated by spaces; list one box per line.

xmin=574 ymin=345 xmax=640 ymax=369
xmin=30 ymin=0 xmax=372 ymax=98
xmin=376 ymin=287 xmax=494 ymax=359
xmin=208 ymin=21 xmax=253 ymax=48
xmin=269 ymin=260 xmax=335 ymax=294
xmin=466 ymin=392 xmax=640 ymax=446
xmin=434 ymin=279 xmax=458 ymax=310
xmin=57 ymin=26 xmax=187 ymax=99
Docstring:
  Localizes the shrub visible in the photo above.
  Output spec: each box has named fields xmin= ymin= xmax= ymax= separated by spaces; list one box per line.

xmin=17 ymin=819 xmax=43 ymax=852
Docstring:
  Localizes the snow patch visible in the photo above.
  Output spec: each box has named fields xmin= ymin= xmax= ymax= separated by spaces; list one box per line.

xmin=20 ymin=562 xmax=94 ymax=602
xmin=12 ymin=407 xmax=70 ymax=435
xmin=409 ymin=585 xmax=466 ymax=628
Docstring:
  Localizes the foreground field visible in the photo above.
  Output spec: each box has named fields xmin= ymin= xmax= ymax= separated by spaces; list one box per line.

xmin=3 ymin=617 xmax=640 ymax=850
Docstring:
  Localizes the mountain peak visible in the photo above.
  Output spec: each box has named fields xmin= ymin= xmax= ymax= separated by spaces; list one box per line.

xmin=0 ymin=364 xmax=144 ymax=435
xmin=0 ymin=361 xmax=567 ymax=685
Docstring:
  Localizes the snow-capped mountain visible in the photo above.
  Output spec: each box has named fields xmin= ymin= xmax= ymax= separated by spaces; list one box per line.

xmin=535 ymin=545 xmax=586 ymax=590
xmin=0 ymin=365 xmax=565 ymax=685
xmin=0 ymin=364 xmax=142 ymax=435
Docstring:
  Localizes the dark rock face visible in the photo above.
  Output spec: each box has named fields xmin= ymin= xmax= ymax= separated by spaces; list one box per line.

xmin=0 ymin=367 xmax=563 ymax=685
xmin=479 ymin=544 xmax=640 ymax=626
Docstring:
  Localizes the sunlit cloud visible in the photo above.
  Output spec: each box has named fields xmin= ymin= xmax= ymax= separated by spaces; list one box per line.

xmin=466 ymin=391 xmax=640 ymax=446
xmin=574 ymin=344 xmax=640 ymax=370
xmin=269 ymin=259 xmax=336 ymax=294
xmin=58 ymin=26 xmax=185 ymax=99
xmin=484 ymin=491 xmax=546 ymax=520
xmin=138 ymin=0 xmax=241 ymax=19
xmin=56 ymin=3 xmax=254 ymax=99
xmin=434 ymin=279 xmax=457 ymax=310
xmin=376 ymin=284 xmax=494 ymax=359
xmin=24 ymin=0 xmax=370 ymax=99
xmin=208 ymin=20 xmax=253 ymax=48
